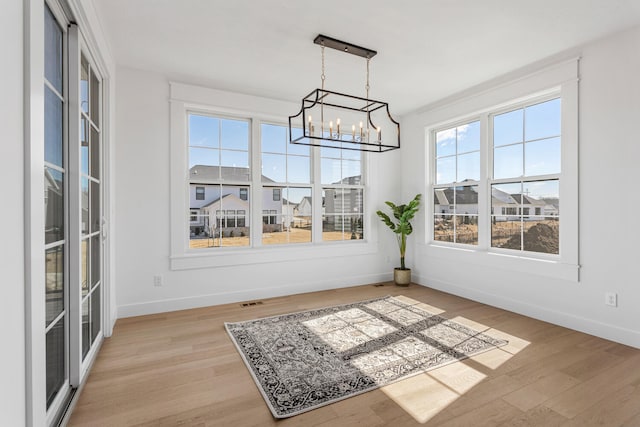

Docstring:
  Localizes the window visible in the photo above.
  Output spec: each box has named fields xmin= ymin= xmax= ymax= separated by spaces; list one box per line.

xmin=195 ymin=186 xmax=205 ymax=200
xmin=430 ymin=95 xmax=566 ymax=259
xmin=491 ymin=98 xmax=560 ymax=254
xmin=171 ymin=86 xmax=370 ymax=265
xmin=321 ymin=145 xmax=363 ymax=241
xmin=433 ymin=121 xmax=480 ymax=245
xmin=188 ymin=114 xmax=250 ymax=248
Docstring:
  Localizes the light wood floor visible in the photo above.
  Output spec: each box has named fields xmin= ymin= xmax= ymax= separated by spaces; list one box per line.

xmin=69 ymin=283 xmax=640 ymax=426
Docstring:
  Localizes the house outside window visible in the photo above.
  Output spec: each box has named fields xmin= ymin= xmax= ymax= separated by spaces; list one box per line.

xmin=239 ymin=187 xmax=248 ymax=201
xmin=272 ymin=188 xmax=281 ymax=201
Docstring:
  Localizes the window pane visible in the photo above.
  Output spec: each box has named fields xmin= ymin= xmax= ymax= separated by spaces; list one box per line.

xmin=455 ymin=186 xmax=479 ymax=214
xmin=456 ymin=215 xmax=478 ymax=245
xmin=457 ymin=151 xmax=480 ymax=182
xmin=90 ymin=126 xmax=100 ymax=179
xmin=287 ymin=155 xmax=311 ymax=184
xmin=457 ymin=121 xmax=480 ymax=153
xmin=340 ymin=148 xmax=361 ymax=161
xmin=189 ymin=185 xmax=250 ymax=248
xmin=261 ymin=153 xmax=286 ymax=183
xmin=82 ymin=297 xmax=90 ymax=359
xmin=321 ymin=158 xmax=341 ymax=185
xmin=189 ymin=114 xmax=219 ymax=147
xmin=261 ymin=124 xmax=286 ymax=153
xmin=434 ymin=215 xmax=453 ymax=242
xmin=320 ymin=146 xmax=341 ymax=159
xmin=492 ymin=219 xmax=522 ymax=250
xmin=91 ymin=235 xmax=100 ymax=287
xmin=45 ymin=245 xmax=64 ymax=326
xmin=322 ymin=215 xmax=345 ymax=241
xmin=522 ymin=218 xmax=559 ymax=254
xmin=436 ymin=157 xmax=455 ymax=184
xmin=494 ymin=144 xmax=523 ymax=179
xmin=525 ymin=180 xmax=559 ymax=216
xmin=81 ymin=178 xmax=89 ymax=235
xmin=91 ymin=286 xmax=101 ymax=342
xmin=433 ymin=187 xmax=454 ymax=214
xmin=45 ymin=86 xmax=63 ymax=167
xmin=46 ymin=319 xmax=65 ymax=408
xmin=44 ymin=5 xmax=63 ymax=93
xmin=81 ymin=118 xmax=89 ymax=175
xmin=90 ymin=68 xmax=100 ymax=123
xmin=342 ymin=160 xmax=361 ymax=183
xmin=436 ymin=128 xmax=456 ymax=157
xmin=221 ymin=119 xmax=249 ymax=150
xmin=525 ymin=98 xmax=561 ymax=141
xmin=90 ymin=180 xmax=100 ymax=233
xmin=525 ymin=137 xmax=561 ymax=176
xmin=45 ymin=167 xmax=64 ymax=244
xmin=189 ymin=147 xmax=219 ymax=168
xmin=82 ymin=238 xmax=89 ymax=297
xmin=81 ymin=57 xmax=89 ymax=115
xmin=263 ymin=187 xmax=312 ymax=245
xmin=220 ymin=149 xmax=249 ymax=170
xmin=323 ymin=188 xmax=363 ymax=241
xmin=494 ymin=109 xmax=523 ymax=147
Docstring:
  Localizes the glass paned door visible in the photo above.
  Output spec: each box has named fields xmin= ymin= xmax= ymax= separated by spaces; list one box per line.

xmin=77 ymin=48 xmax=103 ymax=363
xmin=70 ymin=41 xmax=103 ymax=368
xmin=44 ymin=4 xmax=69 ymax=411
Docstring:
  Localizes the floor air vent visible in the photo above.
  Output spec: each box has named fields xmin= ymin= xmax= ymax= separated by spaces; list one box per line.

xmin=372 ymin=284 xmax=385 ymax=287
xmin=241 ymin=301 xmax=264 ymax=307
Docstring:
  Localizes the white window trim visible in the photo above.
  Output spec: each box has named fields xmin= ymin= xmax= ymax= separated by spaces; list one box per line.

xmin=169 ymin=82 xmax=377 ymax=270
xmin=423 ymin=58 xmax=580 ymax=282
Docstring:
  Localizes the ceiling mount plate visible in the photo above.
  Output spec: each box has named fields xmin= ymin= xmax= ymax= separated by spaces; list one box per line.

xmin=313 ymin=34 xmax=377 ymax=59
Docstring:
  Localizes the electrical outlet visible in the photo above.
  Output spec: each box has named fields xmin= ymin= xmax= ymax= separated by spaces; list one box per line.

xmin=605 ymin=292 xmax=617 ymax=307
xmin=153 ymin=275 xmax=163 ymax=287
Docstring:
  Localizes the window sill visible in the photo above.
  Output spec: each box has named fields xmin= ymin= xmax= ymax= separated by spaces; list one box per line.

xmin=418 ymin=243 xmax=580 ymax=282
xmin=171 ymin=240 xmax=377 ymax=270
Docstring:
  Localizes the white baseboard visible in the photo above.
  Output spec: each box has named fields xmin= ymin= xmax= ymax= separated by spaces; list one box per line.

xmin=413 ymin=274 xmax=640 ymax=349
xmin=117 ymin=272 xmax=393 ymax=318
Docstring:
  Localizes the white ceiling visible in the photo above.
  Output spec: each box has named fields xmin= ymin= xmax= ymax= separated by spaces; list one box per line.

xmin=92 ymin=0 xmax=640 ymax=115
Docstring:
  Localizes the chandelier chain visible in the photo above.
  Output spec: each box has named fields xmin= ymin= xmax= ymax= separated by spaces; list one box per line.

xmin=321 ymin=44 xmax=326 ymax=90
xmin=366 ymin=57 xmax=370 ymax=100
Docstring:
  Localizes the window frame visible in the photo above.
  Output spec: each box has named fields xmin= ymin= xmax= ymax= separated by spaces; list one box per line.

xmin=169 ymin=83 xmax=376 ymax=270
xmin=424 ymin=59 xmax=579 ymax=281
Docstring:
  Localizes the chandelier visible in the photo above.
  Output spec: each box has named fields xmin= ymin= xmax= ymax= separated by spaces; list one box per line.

xmin=288 ymin=34 xmax=400 ymax=153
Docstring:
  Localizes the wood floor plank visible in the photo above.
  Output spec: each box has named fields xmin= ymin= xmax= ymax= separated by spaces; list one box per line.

xmin=68 ymin=283 xmax=640 ymax=426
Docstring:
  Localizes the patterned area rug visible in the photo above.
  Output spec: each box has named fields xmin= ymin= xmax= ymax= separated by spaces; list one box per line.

xmin=225 ymin=295 xmax=507 ymax=418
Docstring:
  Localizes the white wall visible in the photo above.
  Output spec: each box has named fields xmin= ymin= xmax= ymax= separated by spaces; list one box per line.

xmin=1 ymin=0 xmax=26 ymax=424
xmin=114 ymin=66 xmax=402 ymax=317
xmin=402 ymin=25 xmax=640 ymax=348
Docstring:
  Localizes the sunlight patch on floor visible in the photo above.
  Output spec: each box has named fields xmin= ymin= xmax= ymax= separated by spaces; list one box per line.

xmin=380 ymin=306 xmax=531 ymax=423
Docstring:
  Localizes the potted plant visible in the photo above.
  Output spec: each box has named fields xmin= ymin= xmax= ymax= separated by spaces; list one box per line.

xmin=376 ymin=194 xmax=421 ymax=286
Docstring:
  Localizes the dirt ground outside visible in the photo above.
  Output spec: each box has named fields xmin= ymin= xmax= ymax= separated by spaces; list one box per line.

xmin=189 ymin=227 xmax=360 ymax=248
xmin=434 ymin=219 xmax=559 ymax=253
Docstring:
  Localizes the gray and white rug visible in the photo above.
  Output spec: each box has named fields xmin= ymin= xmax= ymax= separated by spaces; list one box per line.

xmin=225 ymin=295 xmax=507 ymax=418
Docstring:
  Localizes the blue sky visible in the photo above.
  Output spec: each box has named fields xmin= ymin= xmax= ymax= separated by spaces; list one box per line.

xmin=188 ymin=115 xmax=362 ymax=185
xmin=435 ymin=98 xmax=561 ymax=197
